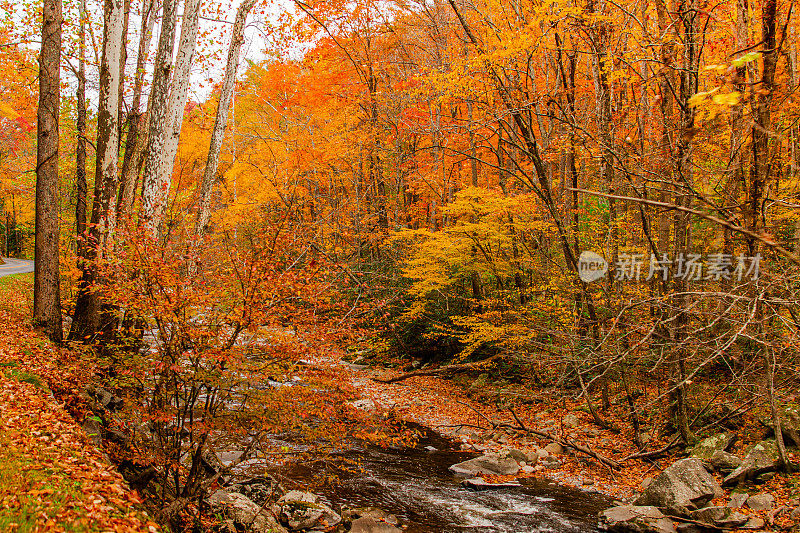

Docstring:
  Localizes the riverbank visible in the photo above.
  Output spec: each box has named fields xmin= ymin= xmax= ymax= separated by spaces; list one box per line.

xmin=297 ymin=350 xmax=646 ymax=499
xmin=294 ymin=347 xmax=800 ymax=531
xmin=0 ymin=274 xmax=158 ymax=532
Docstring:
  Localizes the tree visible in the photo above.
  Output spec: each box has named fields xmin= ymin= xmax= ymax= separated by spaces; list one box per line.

xmin=138 ymin=0 xmax=180 ymax=234
xmin=33 ymin=0 xmax=62 ymax=343
xmin=117 ymin=0 xmax=157 ymax=220
xmin=74 ymin=0 xmax=88 ymax=262
xmin=194 ymin=0 xmax=259 ymax=238
xmin=69 ymin=0 xmax=127 ymax=341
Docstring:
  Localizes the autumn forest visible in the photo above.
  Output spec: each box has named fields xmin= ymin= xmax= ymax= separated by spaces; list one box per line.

xmin=1 ymin=0 xmax=800 ymax=529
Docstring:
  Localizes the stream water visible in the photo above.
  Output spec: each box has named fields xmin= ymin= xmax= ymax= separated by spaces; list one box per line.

xmin=275 ymin=424 xmax=612 ymax=532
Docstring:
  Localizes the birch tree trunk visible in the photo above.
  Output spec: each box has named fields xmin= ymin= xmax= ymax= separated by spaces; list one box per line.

xmin=33 ymin=0 xmax=63 ymax=343
xmin=194 ymin=0 xmax=258 ymax=236
xmin=89 ymin=0 xmax=126 ymax=241
xmin=117 ymin=0 xmax=156 ymax=220
xmin=69 ymin=0 xmax=127 ymax=341
xmin=159 ymin=0 xmax=202 ymax=190
xmin=139 ymin=0 xmax=179 ymax=234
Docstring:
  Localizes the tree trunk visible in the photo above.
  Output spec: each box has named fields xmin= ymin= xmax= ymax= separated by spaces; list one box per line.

xmin=749 ymin=0 xmax=791 ymax=471
xmin=139 ymin=0 xmax=179 ymax=235
xmin=33 ymin=0 xmax=63 ymax=343
xmin=159 ymin=0 xmax=202 ymax=195
xmin=194 ymin=0 xmax=258 ymax=237
xmin=117 ymin=0 xmax=157 ymax=221
xmin=670 ymin=0 xmax=702 ymax=444
xmin=69 ymin=0 xmax=126 ymax=341
xmin=75 ymin=0 xmax=87 ymax=261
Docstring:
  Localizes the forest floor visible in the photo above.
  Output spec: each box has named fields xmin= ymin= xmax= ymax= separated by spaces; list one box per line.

xmin=0 ymin=273 xmax=158 ymax=533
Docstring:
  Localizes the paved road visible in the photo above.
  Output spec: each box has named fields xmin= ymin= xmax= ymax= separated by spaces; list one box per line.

xmin=0 ymin=258 xmax=34 ymax=278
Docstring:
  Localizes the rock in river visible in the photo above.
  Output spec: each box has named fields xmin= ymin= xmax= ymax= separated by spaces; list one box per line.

xmin=207 ymin=489 xmax=288 ymax=533
xmin=448 ymin=453 xmax=521 ymax=477
xmin=348 ymin=515 xmax=402 ymax=533
xmin=278 ymin=490 xmax=341 ymax=531
xmin=598 ymin=504 xmax=677 ymax=533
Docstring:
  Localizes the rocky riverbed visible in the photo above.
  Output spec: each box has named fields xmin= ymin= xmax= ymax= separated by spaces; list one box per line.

xmin=206 ymin=422 xmax=612 ymax=533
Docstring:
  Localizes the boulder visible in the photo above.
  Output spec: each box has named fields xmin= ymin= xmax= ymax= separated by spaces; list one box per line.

xmin=349 ymin=516 xmax=402 ymax=533
xmin=723 ymin=440 xmax=780 ymax=486
xmin=741 ymin=516 xmax=766 ymax=530
xmin=277 ymin=491 xmax=341 ymax=531
xmin=563 ymin=413 xmax=580 ymax=429
xmin=342 ymin=507 xmax=399 ymax=527
xmin=525 ymin=449 xmax=540 ymax=465
xmin=778 ymin=405 xmax=800 ymax=447
xmin=503 ymin=448 xmax=529 ymax=464
xmin=207 ymin=489 xmax=288 ymax=533
xmin=85 ymin=385 xmax=124 ymax=411
xmin=688 ymin=506 xmax=748 ymax=528
xmin=674 ymin=525 xmax=703 ymax=533
xmin=598 ymin=505 xmax=677 ymax=533
xmin=82 ymin=416 xmax=103 ymax=447
xmin=199 ymin=449 xmax=225 ymax=476
xmin=690 ymin=433 xmax=735 ymax=461
xmin=756 ymin=472 xmax=775 ymax=483
xmin=538 ymin=456 xmax=562 ymax=469
xmin=348 ymin=399 xmax=376 ymax=412
xmin=746 ymin=492 xmax=775 ymax=511
xmin=544 ymin=442 xmax=564 ymax=455
xmin=727 ymin=492 xmax=748 ymax=508
xmin=709 ymin=450 xmax=741 ymax=474
xmin=232 ymin=476 xmax=285 ymax=506
xmin=448 ymin=453 xmax=520 ymax=477
xmin=537 ymin=447 xmax=550 ymax=459
xmin=635 ymin=458 xmax=723 ymax=515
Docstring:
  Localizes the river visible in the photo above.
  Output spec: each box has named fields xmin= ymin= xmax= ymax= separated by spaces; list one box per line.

xmin=276 ymin=423 xmax=611 ymax=532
